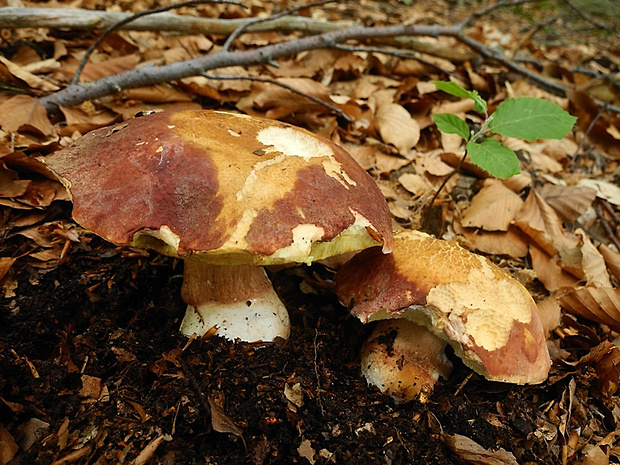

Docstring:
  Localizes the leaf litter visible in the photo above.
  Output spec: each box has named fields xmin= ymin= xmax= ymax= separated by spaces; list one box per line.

xmin=0 ymin=0 xmax=619 ymax=464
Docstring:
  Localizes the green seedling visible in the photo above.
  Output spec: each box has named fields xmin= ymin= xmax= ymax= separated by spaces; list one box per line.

xmin=432 ymin=80 xmax=577 ymax=179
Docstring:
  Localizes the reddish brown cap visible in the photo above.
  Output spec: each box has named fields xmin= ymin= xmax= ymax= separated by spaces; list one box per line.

xmin=336 ymin=230 xmax=551 ymax=384
xmin=44 ymin=110 xmax=393 ymax=264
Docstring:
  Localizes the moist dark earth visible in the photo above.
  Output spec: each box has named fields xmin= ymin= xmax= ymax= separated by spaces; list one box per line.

xmin=1 ymin=228 xmax=607 ymax=465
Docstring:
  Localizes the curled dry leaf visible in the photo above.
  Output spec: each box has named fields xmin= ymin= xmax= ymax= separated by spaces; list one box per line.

xmin=454 ymin=221 xmax=529 ymax=258
xmin=513 ymin=189 xmax=580 ymax=256
xmin=538 ymin=184 xmax=597 ymax=222
xmin=461 ymin=179 xmax=523 ymax=231
xmin=442 ymin=433 xmax=519 ymax=465
xmin=558 ymin=288 xmax=620 ymax=332
xmin=0 ymin=95 xmax=55 ymax=137
xmin=578 ymin=179 xmax=620 ymax=206
xmin=599 ymin=244 xmax=620 ymax=284
xmin=529 ymin=244 xmax=579 ymax=293
xmin=0 ymin=55 xmax=59 ymax=91
xmin=374 ymin=103 xmax=420 ymax=157
xmin=575 ymin=229 xmax=612 ymax=288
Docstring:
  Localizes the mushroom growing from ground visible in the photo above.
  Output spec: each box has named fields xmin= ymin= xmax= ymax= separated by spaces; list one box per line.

xmin=336 ymin=229 xmax=551 ymax=400
xmin=44 ymin=110 xmax=393 ymax=342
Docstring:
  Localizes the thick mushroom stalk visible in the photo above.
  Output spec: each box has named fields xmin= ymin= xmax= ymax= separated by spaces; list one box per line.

xmin=336 ymin=230 xmax=551 ymax=388
xmin=361 ymin=319 xmax=452 ymax=402
xmin=180 ymin=261 xmax=290 ymax=342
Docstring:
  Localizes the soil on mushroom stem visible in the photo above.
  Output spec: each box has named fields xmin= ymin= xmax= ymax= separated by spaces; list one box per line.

xmin=2 ymin=246 xmax=559 ymax=464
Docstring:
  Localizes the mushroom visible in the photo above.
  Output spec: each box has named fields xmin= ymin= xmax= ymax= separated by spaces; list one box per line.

xmin=336 ymin=229 xmax=551 ymax=399
xmin=361 ymin=319 xmax=452 ymax=402
xmin=44 ymin=110 xmax=393 ymax=342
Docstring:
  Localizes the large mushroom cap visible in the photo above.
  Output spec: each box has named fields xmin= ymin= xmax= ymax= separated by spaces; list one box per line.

xmin=336 ymin=230 xmax=551 ymax=385
xmin=44 ymin=110 xmax=393 ymax=264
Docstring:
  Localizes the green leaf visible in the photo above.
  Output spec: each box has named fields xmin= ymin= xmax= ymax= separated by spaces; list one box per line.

xmin=466 ymin=138 xmax=520 ymax=179
xmin=432 ymin=81 xmax=487 ymax=114
xmin=432 ymin=113 xmax=470 ymax=139
xmin=488 ymin=97 xmax=577 ymax=141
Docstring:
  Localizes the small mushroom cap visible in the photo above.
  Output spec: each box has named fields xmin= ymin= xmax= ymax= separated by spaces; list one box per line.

xmin=361 ymin=319 xmax=452 ymax=402
xmin=336 ymin=230 xmax=551 ymax=385
xmin=45 ymin=110 xmax=393 ymax=265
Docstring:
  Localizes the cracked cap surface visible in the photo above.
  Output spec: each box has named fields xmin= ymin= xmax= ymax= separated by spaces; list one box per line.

xmin=45 ymin=110 xmax=393 ymax=265
xmin=335 ymin=230 xmax=551 ymax=384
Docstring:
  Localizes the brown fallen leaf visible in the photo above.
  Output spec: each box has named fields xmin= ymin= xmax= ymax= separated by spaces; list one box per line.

xmin=208 ymin=394 xmax=244 ymax=438
xmin=460 ymin=179 xmax=523 ymax=231
xmin=513 ymin=189 xmax=580 ymax=256
xmin=538 ymin=183 xmax=597 ymax=222
xmin=454 ymin=222 xmax=529 ymax=258
xmin=536 ymin=296 xmax=562 ymax=336
xmin=374 ymin=103 xmax=420 ymax=157
xmin=599 ymin=244 xmax=620 ymax=284
xmin=0 ymin=423 xmax=18 ymax=465
xmin=530 ymin=244 xmax=580 ymax=292
xmin=558 ymin=287 xmax=620 ymax=332
xmin=575 ymin=229 xmax=612 ymax=288
xmin=442 ymin=433 xmax=518 ymax=465
xmin=0 ymin=94 xmax=55 ymax=137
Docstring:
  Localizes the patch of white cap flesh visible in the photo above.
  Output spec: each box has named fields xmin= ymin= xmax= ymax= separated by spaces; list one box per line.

xmin=268 ymin=223 xmax=325 ymax=264
xmin=179 ymin=285 xmax=290 ymax=342
xmin=220 ymin=209 xmax=257 ymax=251
xmin=425 ymin=256 xmax=532 ymax=352
xmin=256 ymin=126 xmax=357 ymax=189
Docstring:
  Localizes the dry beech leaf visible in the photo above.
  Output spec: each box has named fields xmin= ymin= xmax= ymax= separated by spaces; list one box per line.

xmin=599 ymin=244 xmax=620 ymax=283
xmin=0 ymin=56 xmax=59 ymax=91
xmin=374 ymin=103 xmax=420 ymax=157
xmin=530 ymin=244 xmax=579 ymax=292
xmin=575 ymin=229 xmax=612 ymax=288
xmin=538 ymin=184 xmax=597 ymax=222
xmin=454 ymin=221 xmax=529 ymax=258
xmin=443 ymin=433 xmax=518 ymax=465
xmin=399 ymin=172 xmax=434 ymax=197
xmin=558 ymin=288 xmax=620 ymax=331
xmin=513 ymin=189 xmax=579 ymax=256
xmin=414 ymin=152 xmax=453 ymax=177
xmin=595 ymin=346 xmax=620 ymax=403
xmin=461 ymin=179 xmax=523 ymax=231
xmin=0 ymin=423 xmax=18 ymax=465
xmin=501 ymin=172 xmax=532 ymax=193
xmin=578 ymin=179 xmax=620 ymax=206
xmin=536 ymin=297 xmax=562 ymax=336
xmin=374 ymin=151 xmax=411 ymax=174
xmin=0 ymin=95 xmax=55 ymax=137
xmin=208 ymin=395 xmax=243 ymax=438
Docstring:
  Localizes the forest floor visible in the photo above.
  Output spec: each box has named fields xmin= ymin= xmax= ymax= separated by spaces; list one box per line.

xmin=1 ymin=0 xmax=619 ymax=464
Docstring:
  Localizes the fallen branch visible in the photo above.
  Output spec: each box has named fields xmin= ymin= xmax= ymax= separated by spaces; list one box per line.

xmin=0 ymin=6 xmax=342 ymax=34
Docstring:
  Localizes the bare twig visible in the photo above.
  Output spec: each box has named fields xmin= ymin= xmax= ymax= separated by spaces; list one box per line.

xmin=0 ymin=6 xmax=343 ymax=35
xmin=558 ymin=0 xmax=612 ymax=30
xmin=202 ymin=73 xmax=353 ymax=122
xmin=72 ymin=0 xmax=246 ymax=85
xmin=222 ymin=0 xmax=333 ymax=52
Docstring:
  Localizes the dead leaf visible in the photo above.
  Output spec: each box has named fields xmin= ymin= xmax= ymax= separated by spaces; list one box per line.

xmin=298 ymin=437 xmax=316 ymax=464
xmin=530 ymin=244 xmax=580 ymax=292
xmin=578 ymin=179 xmax=620 ymax=206
xmin=538 ymin=183 xmax=597 ymax=222
xmin=599 ymin=244 xmax=620 ymax=284
xmin=575 ymin=229 xmax=612 ymax=288
xmin=513 ymin=189 xmax=579 ymax=256
xmin=455 ymin=222 xmax=529 ymax=258
xmin=374 ymin=103 xmax=420 ymax=157
xmin=208 ymin=394 xmax=244 ymax=438
xmin=536 ymin=297 xmax=562 ymax=336
xmin=0 ymin=95 xmax=55 ymax=137
xmin=0 ymin=55 xmax=59 ymax=91
xmin=461 ymin=179 xmax=523 ymax=231
xmin=558 ymin=287 xmax=620 ymax=331
xmin=399 ymin=172 xmax=434 ymax=197
xmin=442 ymin=433 xmax=519 ymax=465
xmin=0 ymin=423 xmax=18 ymax=465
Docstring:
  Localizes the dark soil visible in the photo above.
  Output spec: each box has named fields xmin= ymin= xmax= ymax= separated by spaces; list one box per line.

xmin=0 ymin=233 xmax=593 ymax=465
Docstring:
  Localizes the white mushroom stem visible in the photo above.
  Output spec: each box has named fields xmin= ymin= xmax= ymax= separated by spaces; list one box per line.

xmin=179 ymin=260 xmax=290 ymax=343
xmin=361 ymin=319 xmax=452 ymax=402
